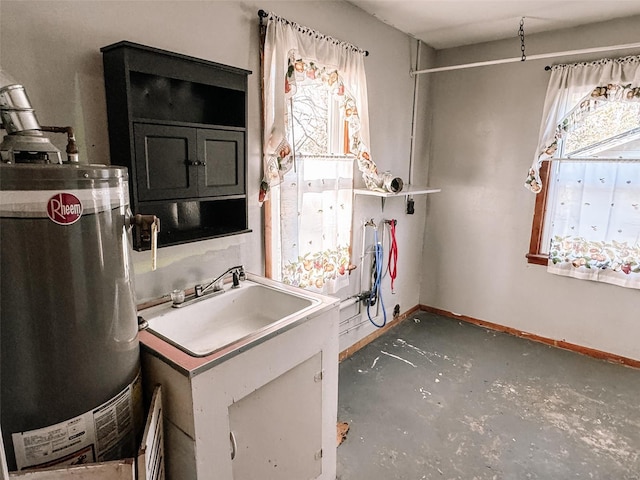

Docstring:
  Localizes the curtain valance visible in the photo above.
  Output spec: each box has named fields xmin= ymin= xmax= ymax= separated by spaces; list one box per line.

xmin=259 ymin=11 xmax=382 ymax=203
xmin=525 ymin=56 xmax=640 ymax=194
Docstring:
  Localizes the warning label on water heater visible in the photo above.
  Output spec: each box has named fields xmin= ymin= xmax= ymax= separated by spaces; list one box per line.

xmin=11 ymin=373 xmax=142 ymax=471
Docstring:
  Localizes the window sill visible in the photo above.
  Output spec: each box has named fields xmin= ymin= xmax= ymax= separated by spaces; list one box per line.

xmin=526 ymin=253 xmax=548 ymax=266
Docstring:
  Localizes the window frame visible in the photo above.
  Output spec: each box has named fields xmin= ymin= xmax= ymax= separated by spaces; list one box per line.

xmin=526 ymin=160 xmax=552 ymax=266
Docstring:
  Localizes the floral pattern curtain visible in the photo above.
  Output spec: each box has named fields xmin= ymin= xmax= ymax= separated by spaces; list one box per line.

xmin=261 ymin=11 xmax=378 ymax=293
xmin=525 ymin=56 xmax=640 ymax=289
xmin=260 ymin=11 xmax=382 ymax=204
xmin=278 ymin=154 xmax=353 ymax=292
xmin=547 ymin=161 xmax=640 ymax=288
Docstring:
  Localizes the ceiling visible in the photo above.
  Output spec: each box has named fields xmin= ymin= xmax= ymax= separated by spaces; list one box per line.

xmin=347 ymin=1 xmax=640 ymax=49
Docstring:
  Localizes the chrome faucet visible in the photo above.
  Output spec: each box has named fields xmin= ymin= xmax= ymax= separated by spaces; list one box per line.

xmin=194 ymin=265 xmax=245 ymax=298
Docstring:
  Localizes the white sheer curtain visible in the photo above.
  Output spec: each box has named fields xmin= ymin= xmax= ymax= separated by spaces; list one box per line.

xmin=547 ymin=161 xmax=640 ymax=288
xmin=525 ymin=56 xmax=640 ymax=289
xmin=277 ymin=155 xmax=353 ymax=293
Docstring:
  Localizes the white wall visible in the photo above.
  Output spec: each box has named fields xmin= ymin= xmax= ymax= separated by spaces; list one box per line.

xmin=420 ymin=16 xmax=640 ymax=361
xmin=1 ymin=0 xmax=431 ymax=350
xmin=4 ymin=1 xmax=635 ymax=360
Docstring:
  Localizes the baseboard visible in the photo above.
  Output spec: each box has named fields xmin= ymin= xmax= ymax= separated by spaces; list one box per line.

xmin=341 ymin=304 xmax=640 ymax=369
xmin=420 ymin=305 xmax=640 ymax=369
xmin=338 ymin=304 xmax=421 ymax=362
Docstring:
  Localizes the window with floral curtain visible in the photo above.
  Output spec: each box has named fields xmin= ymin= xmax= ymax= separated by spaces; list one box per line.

xmin=260 ymin=11 xmax=383 ymax=294
xmin=525 ymin=56 xmax=640 ymax=289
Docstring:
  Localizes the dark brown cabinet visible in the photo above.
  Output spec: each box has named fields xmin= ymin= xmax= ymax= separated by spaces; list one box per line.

xmin=101 ymin=41 xmax=251 ymax=250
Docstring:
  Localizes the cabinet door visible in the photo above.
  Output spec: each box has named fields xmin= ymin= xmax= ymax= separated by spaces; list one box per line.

xmin=134 ymin=123 xmax=198 ymax=201
xmin=228 ymin=353 xmax=323 ymax=480
xmin=197 ymin=129 xmax=245 ymax=197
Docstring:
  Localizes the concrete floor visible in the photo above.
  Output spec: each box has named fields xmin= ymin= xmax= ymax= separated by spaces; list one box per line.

xmin=336 ymin=311 xmax=640 ymax=480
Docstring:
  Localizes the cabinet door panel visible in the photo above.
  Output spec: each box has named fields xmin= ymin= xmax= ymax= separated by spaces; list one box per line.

xmin=198 ymin=129 xmax=245 ymax=197
xmin=134 ymin=123 xmax=198 ymax=201
xmin=228 ymin=353 xmax=323 ymax=480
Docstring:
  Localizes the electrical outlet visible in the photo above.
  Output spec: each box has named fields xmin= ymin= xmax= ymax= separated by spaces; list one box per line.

xmin=406 ymin=198 xmax=414 ymax=214
xmin=393 ymin=304 xmax=400 ymax=318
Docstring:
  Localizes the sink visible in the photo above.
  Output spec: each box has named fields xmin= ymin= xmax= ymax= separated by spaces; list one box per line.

xmin=142 ymin=279 xmax=321 ymax=357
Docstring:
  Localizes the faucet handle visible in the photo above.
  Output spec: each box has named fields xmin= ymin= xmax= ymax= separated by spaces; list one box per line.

xmin=238 ymin=266 xmax=246 ymax=281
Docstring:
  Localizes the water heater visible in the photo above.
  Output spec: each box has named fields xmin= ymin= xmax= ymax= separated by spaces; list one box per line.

xmin=0 ymin=163 xmax=142 ymax=471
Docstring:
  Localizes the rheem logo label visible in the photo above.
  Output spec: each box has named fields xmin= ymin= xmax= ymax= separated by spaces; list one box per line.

xmin=47 ymin=193 xmax=83 ymax=225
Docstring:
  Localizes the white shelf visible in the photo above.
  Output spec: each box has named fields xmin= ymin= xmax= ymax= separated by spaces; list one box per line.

xmin=354 ymin=185 xmax=441 ymax=197
xmin=354 ymin=185 xmax=441 ymax=211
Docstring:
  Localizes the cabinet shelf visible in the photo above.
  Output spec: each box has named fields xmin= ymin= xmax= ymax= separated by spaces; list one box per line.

xmin=129 ymin=70 xmax=245 ymax=127
xmin=157 ymin=227 xmax=253 ymax=248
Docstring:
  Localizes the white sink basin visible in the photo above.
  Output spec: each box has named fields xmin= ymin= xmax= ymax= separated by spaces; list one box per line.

xmin=142 ymin=279 xmax=321 ymax=357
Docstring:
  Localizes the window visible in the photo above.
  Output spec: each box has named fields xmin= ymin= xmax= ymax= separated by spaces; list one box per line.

xmin=275 ymin=60 xmax=354 ymax=292
xmin=260 ymin=11 xmax=379 ymax=294
xmin=526 ymin=58 xmax=640 ymax=289
xmin=286 ymin=81 xmax=347 ymax=155
xmin=530 ymin=101 xmax=640 ymax=261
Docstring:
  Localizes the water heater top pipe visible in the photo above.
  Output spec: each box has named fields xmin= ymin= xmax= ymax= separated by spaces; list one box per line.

xmin=0 ymin=68 xmax=63 ymax=164
xmin=0 ymin=69 xmax=42 ymax=133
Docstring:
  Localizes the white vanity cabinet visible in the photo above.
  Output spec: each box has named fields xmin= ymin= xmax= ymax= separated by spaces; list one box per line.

xmin=138 ymin=285 xmax=339 ymax=480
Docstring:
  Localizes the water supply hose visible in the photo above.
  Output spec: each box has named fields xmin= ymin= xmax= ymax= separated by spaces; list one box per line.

xmin=367 ymin=227 xmax=387 ymax=328
xmin=387 ymin=220 xmax=398 ymax=293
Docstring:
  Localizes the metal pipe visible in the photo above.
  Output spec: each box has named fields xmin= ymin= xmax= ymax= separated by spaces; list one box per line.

xmin=0 ymin=82 xmax=62 ymax=164
xmin=359 ymin=220 xmax=374 ymax=316
xmin=552 ymin=157 xmax=640 ymax=163
xmin=411 ymin=42 xmax=640 ymax=75
xmin=408 ymin=39 xmax=420 ymax=185
xmin=40 ymin=126 xmax=79 ymax=163
xmin=340 ymin=314 xmax=387 ymax=336
xmin=376 ymin=223 xmax=385 ymax=317
xmin=339 ymin=311 xmax=365 ymax=334
xmin=340 ymin=295 xmax=360 ymax=311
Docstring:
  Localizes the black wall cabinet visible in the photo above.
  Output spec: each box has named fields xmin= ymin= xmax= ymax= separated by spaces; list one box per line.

xmin=101 ymin=41 xmax=252 ymax=250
